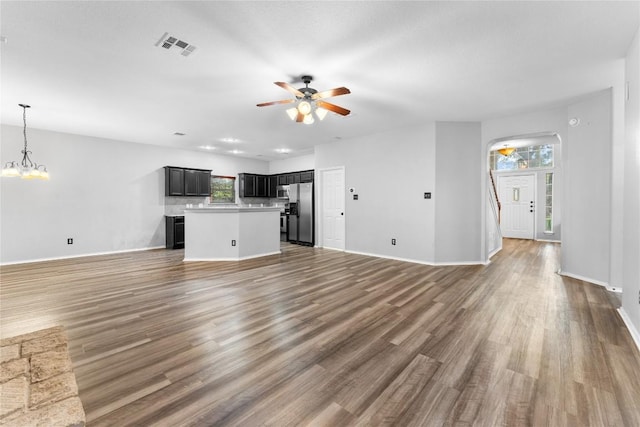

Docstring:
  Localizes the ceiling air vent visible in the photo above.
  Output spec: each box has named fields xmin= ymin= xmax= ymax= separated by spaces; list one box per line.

xmin=155 ymin=32 xmax=197 ymax=57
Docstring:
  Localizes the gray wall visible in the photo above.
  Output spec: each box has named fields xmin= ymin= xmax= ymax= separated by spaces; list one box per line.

xmin=562 ymin=90 xmax=612 ymax=286
xmin=622 ymin=28 xmax=640 ymax=341
xmin=434 ymin=122 xmax=482 ymax=263
xmin=0 ymin=125 xmax=268 ymax=264
xmin=315 ymin=123 xmax=437 ymax=263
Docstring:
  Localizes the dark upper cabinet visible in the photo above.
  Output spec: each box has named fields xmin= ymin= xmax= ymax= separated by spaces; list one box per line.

xmin=256 ymin=175 xmax=268 ymax=197
xmin=165 ymin=167 xmax=185 ymax=196
xmin=300 ymin=170 xmax=314 ymax=183
xmin=239 ymin=170 xmax=314 ymax=198
xmin=239 ymin=173 xmax=256 ymax=197
xmin=191 ymin=170 xmax=211 ymax=196
xmin=165 ymin=167 xmax=211 ymax=197
xmin=184 ymin=169 xmax=199 ymax=196
xmin=268 ymin=175 xmax=278 ymax=198
xmin=286 ymin=173 xmax=300 ymax=185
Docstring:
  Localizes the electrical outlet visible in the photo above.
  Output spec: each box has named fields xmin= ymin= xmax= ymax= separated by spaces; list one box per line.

xmin=353 ymin=194 xmax=359 ymax=200
xmin=424 ymin=192 xmax=431 ymax=199
xmin=391 ymin=238 xmax=396 ymax=245
xmin=231 ymin=240 xmax=236 ymax=247
xmin=67 ymin=238 xmax=73 ymax=245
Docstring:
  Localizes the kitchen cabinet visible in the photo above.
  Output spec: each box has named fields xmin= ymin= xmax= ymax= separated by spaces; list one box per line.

xmin=300 ymin=170 xmax=314 ymax=183
xmin=165 ymin=167 xmax=185 ymax=196
xmin=185 ymin=169 xmax=211 ymax=196
xmin=239 ymin=173 xmax=270 ymax=197
xmin=239 ymin=173 xmax=256 ymax=197
xmin=165 ymin=216 xmax=185 ymax=249
xmin=268 ymin=175 xmax=278 ymax=198
xmin=165 ymin=166 xmax=211 ymax=197
xmin=240 ymin=170 xmax=314 ymax=198
xmin=256 ymin=175 xmax=268 ymax=197
xmin=286 ymin=173 xmax=300 ymax=185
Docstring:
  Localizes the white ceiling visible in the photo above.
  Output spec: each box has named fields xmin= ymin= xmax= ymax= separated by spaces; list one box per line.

xmin=1 ymin=1 xmax=638 ymax=161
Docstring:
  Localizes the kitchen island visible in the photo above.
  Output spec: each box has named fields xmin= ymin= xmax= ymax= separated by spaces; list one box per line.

xmin=183 ymin=206 xmax=281 ymax=261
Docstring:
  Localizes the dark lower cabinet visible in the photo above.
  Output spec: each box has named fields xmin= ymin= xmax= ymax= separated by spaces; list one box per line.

xmin=166 ymin=216 xmax=184 ymax=249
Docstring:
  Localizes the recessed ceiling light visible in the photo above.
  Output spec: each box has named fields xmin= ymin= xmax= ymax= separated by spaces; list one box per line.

xmin=220 ymin=137 xmax=241 ymax=144
xmin=275 ymin=148 xmax=290 ymax=154
xmin=199 ymin=145 xmax=216 ymax=150
xmin=229 ymin=149 xmax=243 ymax=155
xmin=173 ymin=132 xmax=186 ymax=136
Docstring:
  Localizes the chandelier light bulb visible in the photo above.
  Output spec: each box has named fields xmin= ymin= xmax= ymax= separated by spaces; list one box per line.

xmin=285 ymin=108 xmax=298 ymax=121
xmin=297 ymin=101 xmax=312 ymax=116
xmin=303 ymin=114 xmax=314 ymax=125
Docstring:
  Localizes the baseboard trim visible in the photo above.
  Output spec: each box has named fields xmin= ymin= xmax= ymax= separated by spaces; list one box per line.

xmin=344 ymin=250 xmax=486 ymax=267
xmin=536 ymin=238 xmax=561 ymax=243
xmin=617 ymin=308 xmax=640 ymax=354
xmin=0 ymin=246 xmax=166 ymax=266
xmin=557 ymin=270 xmax=610 ymax=288
xmin=488 ymin=245 xmax=502 ymax=260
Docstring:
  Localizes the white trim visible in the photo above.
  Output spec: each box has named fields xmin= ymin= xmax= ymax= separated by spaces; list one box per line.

xmin=0 ymin=246 xmax=166 ymax=266
xmin=345 ymin=249 xmax=487 ymax=266
xmin=617 ymin=308 xmax=640 ymax=354
xmin=488 ymin=246 xmax=502 ymax=260
xmin=606 ymin=286 xmax=622 ymax=293
xmin=557 ymin=269 xmax=609 ymax=288
xmin=536 ymin=238 xmax=561 ymax=243
xmin=183 ymin=250 xmax=281 ymax=262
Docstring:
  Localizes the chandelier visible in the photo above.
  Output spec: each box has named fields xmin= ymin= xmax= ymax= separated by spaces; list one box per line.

xmin=1 ymin=104 xmax=49 ymax=180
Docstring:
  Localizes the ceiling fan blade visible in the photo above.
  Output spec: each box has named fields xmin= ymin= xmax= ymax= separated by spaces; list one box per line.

xmin=256 ymin=99 xmax=296 ymax=107
xmin=275 ymin=82 xmax=305 ymax=98
xmin=316 ymin=100 xmax=351 ymax=116
xmin=296 ymin=112 xmax=304 ymax=122
xmin=311 ymin=87 xmax=351 ymax=100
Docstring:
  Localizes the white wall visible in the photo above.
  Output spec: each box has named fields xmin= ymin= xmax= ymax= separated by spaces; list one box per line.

xmin=621 ymin=28 xmax=640 ymax=342
xmin=269 ymin=154 xmax=314 ymax=174
xmin=314 ymin=123 xmax=437 ymax=263
xmin=434 ymin=122 xmax=483 ymax=263
xmin=562 ymin=90 xmax=612 ymax=286
xmin=0 ymin=125 xmax=268 ymax=264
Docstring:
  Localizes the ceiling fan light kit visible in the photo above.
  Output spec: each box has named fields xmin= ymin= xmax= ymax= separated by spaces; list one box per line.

xmin=1 ymin=104 xmax=50 ymax=180
xmin=257 ymin=75 xmax=351 ymax=125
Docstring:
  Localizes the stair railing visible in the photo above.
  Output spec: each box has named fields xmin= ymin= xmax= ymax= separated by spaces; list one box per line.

xmin=489 ymin=169 xmax=501 ymax=223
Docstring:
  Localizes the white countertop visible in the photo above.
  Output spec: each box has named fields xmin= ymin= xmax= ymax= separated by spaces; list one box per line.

xmin=184 ymin=206 xmax=281 ymax=213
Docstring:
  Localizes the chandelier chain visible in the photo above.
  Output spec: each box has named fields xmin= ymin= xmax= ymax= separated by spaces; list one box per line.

xmin=21 ymin=105 xmax=34 ymax=168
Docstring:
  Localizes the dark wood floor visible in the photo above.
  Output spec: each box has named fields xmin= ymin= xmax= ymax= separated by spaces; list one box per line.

xmin=1 ymin=239 xmax=639 ymax=426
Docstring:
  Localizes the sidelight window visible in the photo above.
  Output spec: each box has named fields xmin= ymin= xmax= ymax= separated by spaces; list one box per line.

xmin=545 ymin=172 xmax=553 ymax=233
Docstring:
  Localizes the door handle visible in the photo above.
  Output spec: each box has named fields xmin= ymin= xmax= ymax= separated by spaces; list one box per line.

xmin=341 ymin=212 xmax=344 ymax=215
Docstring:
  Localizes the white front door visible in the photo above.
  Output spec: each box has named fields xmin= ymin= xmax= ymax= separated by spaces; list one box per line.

xmin=498 ymin=174 xmax=535 ymax=239
xmin=319 ymin=167 xmax=345 ymax=250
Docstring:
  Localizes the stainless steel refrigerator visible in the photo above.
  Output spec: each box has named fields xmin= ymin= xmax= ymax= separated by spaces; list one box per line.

xmin=287 ymin=182 xmax=313 ymax=246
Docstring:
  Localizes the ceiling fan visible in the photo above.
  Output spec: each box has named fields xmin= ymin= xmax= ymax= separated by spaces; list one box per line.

xmin=257 ymin=75 xmax=351 ymax=124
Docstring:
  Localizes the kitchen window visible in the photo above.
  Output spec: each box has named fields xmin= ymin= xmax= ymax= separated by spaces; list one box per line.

xmin=210 ymin=175 xmax=236 ymax=203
